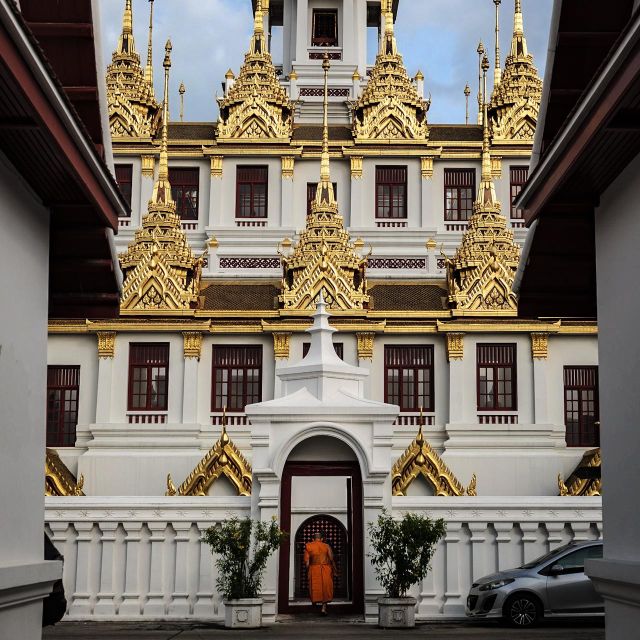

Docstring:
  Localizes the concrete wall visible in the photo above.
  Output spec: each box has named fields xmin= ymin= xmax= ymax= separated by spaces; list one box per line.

xmin=0 ymin=152 xmax=59 ymax=638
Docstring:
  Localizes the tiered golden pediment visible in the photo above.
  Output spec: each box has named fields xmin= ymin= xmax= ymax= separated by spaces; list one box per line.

xmin=558 ymin=448 xmax=602 ymax=497
xmin=119 ymin=42 xmax=202 ymax=315
xmin=166 ymin=424 xmax=252 ymax=496
xmin=392 ymin=425 xmax=476 ymax=497
xmin=46 ymin=449 xmax=84 ymax=497
xmin=106 ymin=0 xmax=159 ymax=138
xmin=490 ymin=0 xmax=542 ymax=143
xmin=446 ymin=57 xmax=520 ymax=316
xmin=352 ymin=0 xmax=428 ymax=142
xmin=281 ymin=56 xmax=368 ymax=312
xmin=217 ymin=0 xmax=293 ymax=141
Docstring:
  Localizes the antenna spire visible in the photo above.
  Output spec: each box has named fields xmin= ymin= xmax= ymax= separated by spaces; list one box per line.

xmin=476 ymin=41 xmax=485 ymax=124
xmin=145 ymin=0 xmax=155 ymax=92
xmin=493 ymin=0 xmax=502 ymax=87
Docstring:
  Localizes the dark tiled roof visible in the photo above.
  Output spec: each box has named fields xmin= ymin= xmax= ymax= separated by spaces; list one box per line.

xmin=369 ymin=284 xmax=448 ymax=311
xmin=200 ymin=283 xmax=280 ymax=311
xmin=167 ymin=123 xmax=216 ymax=141
xmin=429 ymin=125 xmax=483 ymax=142
xmin=292 ymin=125 xmax=353 ymax=141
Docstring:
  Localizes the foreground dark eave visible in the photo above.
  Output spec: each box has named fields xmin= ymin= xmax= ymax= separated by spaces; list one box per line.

xmin=0 ymin=0 xmax=128 ymax=318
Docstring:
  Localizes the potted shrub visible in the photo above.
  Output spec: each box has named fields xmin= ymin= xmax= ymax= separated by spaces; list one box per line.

xmin=368 ymin=510 xmax=446 ymax=628
xmin=203 ymin=516 xmax=286 ymax=629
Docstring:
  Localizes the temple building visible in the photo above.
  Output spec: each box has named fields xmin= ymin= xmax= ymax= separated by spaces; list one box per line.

xmin=43 ymin=0 xmax=602 ymax=622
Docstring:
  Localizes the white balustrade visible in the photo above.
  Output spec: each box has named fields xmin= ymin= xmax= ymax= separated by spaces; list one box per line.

xmin=45 ymin=495 xmax=602 ymax=621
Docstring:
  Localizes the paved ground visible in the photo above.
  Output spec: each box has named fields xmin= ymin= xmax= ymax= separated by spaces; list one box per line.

xmin=44 ymin=619 xmax=605 ymax=640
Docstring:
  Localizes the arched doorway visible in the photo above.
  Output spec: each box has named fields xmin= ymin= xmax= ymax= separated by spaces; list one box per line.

xmin=278 ymin=436 xmax=364 ymax=615
xmin=294 ymin=515 xmax=349 ymax=600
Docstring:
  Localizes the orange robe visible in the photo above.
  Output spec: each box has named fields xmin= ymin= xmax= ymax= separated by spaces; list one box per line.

xmin=304 ymin=541 xmax=335 ymax=604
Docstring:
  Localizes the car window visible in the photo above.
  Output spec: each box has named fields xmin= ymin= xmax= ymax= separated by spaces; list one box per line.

xmin=553 ymin=545 xmax=603 ymax=571
xmin=520 ymin=543 xmax=575 ymax=569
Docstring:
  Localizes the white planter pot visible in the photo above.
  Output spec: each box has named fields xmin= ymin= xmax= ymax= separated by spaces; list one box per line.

xmin=378 ymin=597 xmax=417 ymax=628
xmin=223 ymin=598 xmax=263 ymax=629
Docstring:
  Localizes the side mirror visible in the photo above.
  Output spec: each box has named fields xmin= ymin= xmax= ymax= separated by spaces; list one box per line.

xmin=548 ymin=564 xmax=564 ymax=576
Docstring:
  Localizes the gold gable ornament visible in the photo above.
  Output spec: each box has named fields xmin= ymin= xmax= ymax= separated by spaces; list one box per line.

xmin=45 ymin=449 xmax=84 ymax=497
xmin=392 ymin=411 xmax=476 ymax=497
xmin=119 ymin=41 xmax=203 ymax=315
xmin=558 ymin=448 xmax=601 ymax=497
xmin=445 ymin=55 xmax=520 ymax=316
xmin=106 ymin=0 xmax=160 ymax=138
xmin=490 ymin=0 xmax=543 ymax=143
xmin=280 ymin=55 xmax=369 ymax=312
xmin=217 ymin=0 xmax=293 ymax=141
xmin=352 ymin=0 xmax=429 ymax=143
xmin=166 ymin=409 xmax=252 ymax=496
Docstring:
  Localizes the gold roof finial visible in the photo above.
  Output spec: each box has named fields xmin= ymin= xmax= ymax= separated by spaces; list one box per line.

xmin=316 ymin=53 xmax=336 ymax=207
xmin=476 ymin=40 xmax=485 ymax=124
xmin=480 ymin=54 xmax=495 ymax=205
xmin=511 ymin=0 xmax=527 ymax=57
xmin=493 ymin=0 xmax=502 ymax=88
xmin=144 ymin=0 xmax=155 ymax=93
xmin=151 ymin=39 xmax=173 ymax=207
xmin=464 ymin=83 xmax=471 ymax=124
xmin=251 ymin=0 xmax=265 ymax=55
xmin=382 ymin=0 xmax=397 ymax=56
xmin=118 ymin=0 xmax=135 ymax=55
xmin=179 ymin=81 xmax=185 ymax=122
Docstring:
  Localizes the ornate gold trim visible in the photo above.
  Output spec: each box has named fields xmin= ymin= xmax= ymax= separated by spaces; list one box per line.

xmin=446 ymin=332 xmax=464 ymax=361
xmin=166 ymin=413 xmax=252 ymax=496
xmin=356 ymin=332 xmax=375 ymax=360
xmin=421 ymin=156 xmax=433 ymax=179
xmin=273 ymin=332 xmax=291 ymax=359
xmin=558 ymin=448 xmax=601 ymax=496
xmin=45 ymin=449 xmax=84 ymax=497
xmin=491 ymin=155 xmax=502 ymax=178
xmin=141 ymin=154 xmax=155 ymax=177
xmin=183 ymin=331 xmax=203 ymax=359
xmin=281 ymin=156 xmax=294 ymax=179
xmin=97 ymin=331 xmax=116 ymax=359
xmin=392 ymin=420 xmax=475 ymax=497
xmin=210 ymin=155 xmax=223 ymax=178
xmin=531 ymin=332 xmax=549 ymax=360
xmin=350 ymin=156 xmax=363 ymax=179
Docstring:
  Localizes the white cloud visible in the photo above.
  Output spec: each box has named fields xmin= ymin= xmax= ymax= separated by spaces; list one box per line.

xmin=99 ymin=0 xmax=553 ymax=125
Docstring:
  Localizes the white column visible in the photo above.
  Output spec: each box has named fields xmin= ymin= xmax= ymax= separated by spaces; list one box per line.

xmin=168 ymin=523 xmax=191 ymax=616
xmin=139 ymin=166 xmax=154 ymax=228
xmin=94 ymin=522 xmax=118 ymax=615
xmin=68 ymin=522 xmax=96 ymax=616
xmin=144 ymin=522 xmax=167 ymax=616
xmin=194 ymin=524 xmax=217 ymax=617
xmin=120 ymin=521 xmax=143 ymax=616
xmin=295 ymin=0 xmax=309 ymax=61
xmin=95 ymin=332 xmax=116 ymax=424
xmin=531 ymin=334 xmax=550 ymax=424
xmin=208 ymin=157 xmax=223 ymax=229
xmin=448 ymin=360 xmax=465 ymax=424
xmin=469 ymin=521 xmax=489 ymax=583
xmin=281 ymin=164 xmax=294 ymax=227
xmin=349 ymin=165 xmax=364 ymax=228
xmin=182 ymin=333 xmax=201 ymax=424
xmin=442 ymin=521 xmax=465 ymax=616
xmin=494 ymin=522 xmax=518 ymax=572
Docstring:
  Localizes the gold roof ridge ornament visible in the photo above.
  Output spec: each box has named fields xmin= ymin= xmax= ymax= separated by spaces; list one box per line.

xmin=45 ymin=449 xmax=85 ymax=497
xmin=558 ymin=448 xmax=601 ymax=497
xmin=392 ymin=409 xmax=476 ymax=497
xmin=280 ymin=54 xmax=369 ymax=312
xmin=217 ymin=0 xmax=293 ymax=141
xmin=119 ymin=40 xmax=203 ymax=314
xmin=166 ymin=407 xmax=252 ymax=496
xmin=444 ymin=56 xmax=520 ymax=316
xmin=490 ymin=0 xmax=543 ymax=142
xmin=106 ymin=0 xmax=160 ymax=138
xmin=352 ymin=0 xmax=429 ymax=142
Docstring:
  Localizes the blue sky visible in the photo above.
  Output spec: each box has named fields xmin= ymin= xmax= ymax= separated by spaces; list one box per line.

xmin=98 ymin=0 xmax=553 ymax=124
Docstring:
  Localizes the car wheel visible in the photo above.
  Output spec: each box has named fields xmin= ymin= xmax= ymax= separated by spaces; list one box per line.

xmin=504 ymin=594 xmax=541 ymax=627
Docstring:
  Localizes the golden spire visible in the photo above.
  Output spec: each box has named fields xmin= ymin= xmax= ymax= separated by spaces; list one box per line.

xmin=119 ymin=39 xmax=203 ymax=314
xmin=179 ymin=81 xmax=185 ymax=122
xmin=493 ymin=0 xmax=502 ymax=87
xmin=144 ymin=0 xmax=154 ymax=93
xmin=476 ymin=40 xmax=485 ymax=124
xmin=151 ymin=39 xmax=173 ymax=207
xmin=464 ymin=83 xmax=471 ymax=125
xmin=117 ymin=0 xmax=135 ymax=56
xmin=315 ymin=54 xmax=336 ymax=209
xmin=353 ymin=0 xmax=428 ymax=142
xmin=216 ymin=0 xmax=292 ymax=140
xmin=489 ymin=0 xmax=542 ymax=141
xmin=444 ymin=55 xmax=520 ymax=315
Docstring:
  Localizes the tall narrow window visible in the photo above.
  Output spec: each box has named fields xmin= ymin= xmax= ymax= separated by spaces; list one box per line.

xmin=303 ymin=341 xmax=343 ymax=359
xmin=128 ymin=343 xmax=170 ymax=411
xmin=306 ymin=182 xmax=337 ymax=215
xmin=564 ymin=366 xmax=599 ymax=447
xmin=312 ymin=9 xmax=338 ymax=46
xmin=115 ymin=164 xmax=133 ymax=211
xmin=444 ymin=168 xmax=475 ymax=221
xmin=376 ymin=167 xmax=407 ymax=219
xmin=169 ymin=167 xmax=199 ymax=220
xmin=510 ymin=166 xmax=529 ymax=219
xmin=477 ymin=344 xmax=517 ymax=411
xmin=384 ymin=346 xmax=434 ymax=412
xmin=212 ymin=346 xmax=263 ymax=412
xmin=236 ymin=166 xmax=268 ymax=219
xmin=46 ymin=366 xmax=80 ymax=447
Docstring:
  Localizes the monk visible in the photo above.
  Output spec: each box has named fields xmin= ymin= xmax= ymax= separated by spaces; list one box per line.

xmin=304 ymin=531 xmax=337 ymax=615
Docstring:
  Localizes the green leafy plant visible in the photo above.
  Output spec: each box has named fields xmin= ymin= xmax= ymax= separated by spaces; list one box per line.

xmin=368 ymin=510 xmax=446 ymax=598
xmin=203 ymin=516 xmax=287 ymax=600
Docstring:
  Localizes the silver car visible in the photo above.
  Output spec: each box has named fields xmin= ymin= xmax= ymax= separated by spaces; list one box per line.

xmin=466 ymin=540 xmax=604 ymax=627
